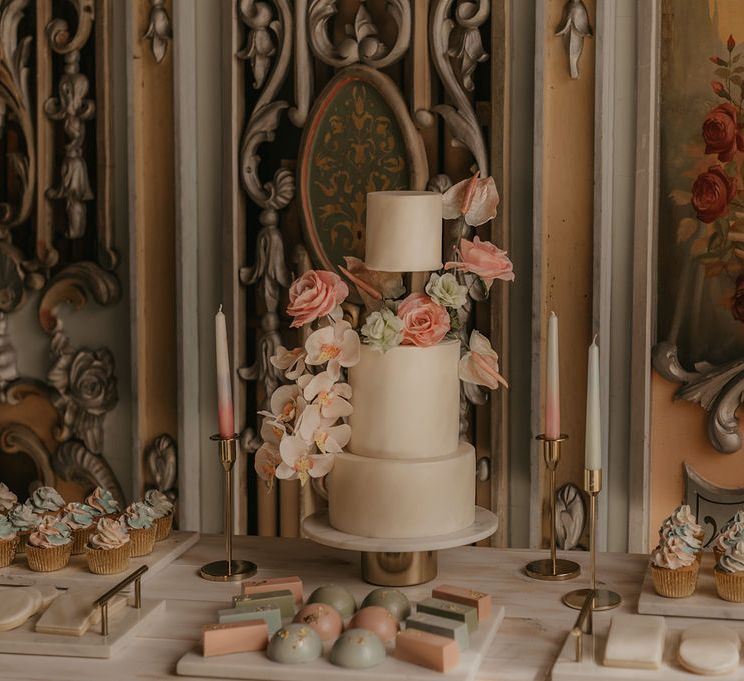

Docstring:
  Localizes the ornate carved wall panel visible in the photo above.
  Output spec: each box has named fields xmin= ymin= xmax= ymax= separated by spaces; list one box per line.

xmin=0 ymin=0 xmax=123 ymax=504
xmin=224 ymin=0 xmax=509 ymax=539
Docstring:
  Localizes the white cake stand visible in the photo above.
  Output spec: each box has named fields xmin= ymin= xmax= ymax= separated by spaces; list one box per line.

xmin=302 ymin=507 xmax=498 ymax=587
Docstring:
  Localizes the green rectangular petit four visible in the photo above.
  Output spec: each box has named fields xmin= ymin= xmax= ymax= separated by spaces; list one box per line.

xmin=416 ymin=597 xmax=478 ymax=633
xmin=405 ymin=613 xmax=470 ymax=651
xmin=232 ymin=589 xmax=295 ymax=618
xmin=217 ymin=604 xmax=282 ymax=635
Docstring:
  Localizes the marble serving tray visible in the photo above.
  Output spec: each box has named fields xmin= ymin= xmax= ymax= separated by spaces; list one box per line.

xmin=638 ymin=553 xmax=744 ymax=620
xmin=0 ymin=531 xmax=199 ymax=589
xmin=551 ymin=625 xmax=744 ymax=681
xmin=176 ymin=605 xmax=505 ymax=681
xmin=0 ymin=598 xmax=165 ymax=659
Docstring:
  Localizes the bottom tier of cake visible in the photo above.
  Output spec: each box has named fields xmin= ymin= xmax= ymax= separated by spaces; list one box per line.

xmin=327 ymin=443 xmax=475 ymax=539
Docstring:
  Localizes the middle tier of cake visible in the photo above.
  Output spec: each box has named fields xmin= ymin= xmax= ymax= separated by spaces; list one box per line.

xmin=327 ymin=443 xmax=475 ymax=539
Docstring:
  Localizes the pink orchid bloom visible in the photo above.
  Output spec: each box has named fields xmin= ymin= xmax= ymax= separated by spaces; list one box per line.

xmin=276 ymin=434 xmax=335 ymax=486
xmin=298 ymin=405 xmax=351 ymax=454
xmin=304 ymin=320 xmax=360 ymax=380
xmin=299 ymin=371 xmax=353 ymax=419
xmin=255 ymin=442 xmax=281 ymax=490
xmin=270 ymin=346 xmax=307 ymax=380
xmin=459 ymin=330 xmax=509 ymax=390
xmin=259 ymin=384 xmax=306 ymax=425
xmin=442 ymin=174 xmax=500 ymax=226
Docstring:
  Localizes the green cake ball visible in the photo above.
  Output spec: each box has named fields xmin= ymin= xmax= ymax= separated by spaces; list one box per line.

xmin=329 ymin=629 xmax=386 ymax=669
xmin=307 ymin=584 xmax=357 ymax=618
xmin=362 ymin=588 xmax=411 ymax=620
xmin=267 ymin=624 xmax=322 ymax=664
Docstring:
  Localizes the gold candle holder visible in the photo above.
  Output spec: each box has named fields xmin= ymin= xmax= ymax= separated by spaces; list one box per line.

xmin=525 ymin=434 xmax=581 ymax=581
xmin=562 ymin=468 xmax=621 ymax=610
xmin=200 ymin=433 xmax=257 ymax=582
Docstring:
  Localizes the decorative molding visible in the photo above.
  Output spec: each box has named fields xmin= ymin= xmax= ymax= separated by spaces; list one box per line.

xmin=46 ymin=0 xmax=95 ymax=55
xmin=145 ymin=433 xmax=177 ymax=501
xmin=144 ymin=0 xmax=172 ymax=65
xmin=684 ymin=463 xmax=744 ymax=548
xmin=555 ymin=482 xmax=585 ymax=550
xmin=426 ymin=0 xmax=489 ymax=173
xmin=0 ymin=423 xmax=55 ymax=486
xmin=237 ymin=0 xmax=278 ymax=89
xmin=53 ymin=439 xmax=125 ymax=506
xmin=555 ymin=0 xmax=593 ymax=80
xmin=307 ymin=0 xmax=411 ymax=69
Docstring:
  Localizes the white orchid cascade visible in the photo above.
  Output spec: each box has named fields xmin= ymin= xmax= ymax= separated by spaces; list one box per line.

xmin=255 ymin=174 xmax=514 ymax=490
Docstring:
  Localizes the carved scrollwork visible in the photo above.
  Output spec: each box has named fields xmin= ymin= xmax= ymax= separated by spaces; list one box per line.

xmin=652 ymin=340 xmax=744 ymax=453
xmin=0 ymin=0 xmax=35 ymax=232
xmin=427 ymin=0 xmax=489 ymax=173
xmin=145 ymin=433 xmax=177 ymax=502
xmin=307 ymin=0 xmax=411 ymax=69
xmin=0 ymin=423 xmax=56 ymax=486
xmin=53 ymin=439 xmax=125 ymax=506
xmin=555 ymin=0 xmax=593 ymax=80
xmin=237 ymin=0 xmax=280 ymax=90
xmin=44 ymin=51 xmax=95 ymax=239
xmin=555 ymin=482 xmax=585 ymax=550
xmin=46 ymin=0 xmax=95 ymax=55
xmin=144 ymin=0 xmax=172 ymax=65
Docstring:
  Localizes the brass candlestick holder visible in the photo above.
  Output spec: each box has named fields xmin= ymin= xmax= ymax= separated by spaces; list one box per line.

xmin=200 ymin=433 xmax=257 ymax=582
xmin=562 ymin=468 xmax=621 ymax=610
xmin=525 ymin=434 xmax=581 ymax=581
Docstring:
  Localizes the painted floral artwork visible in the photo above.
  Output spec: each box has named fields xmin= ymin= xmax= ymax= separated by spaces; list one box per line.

xmin=659 ymin=1 xmax=744 ymax=365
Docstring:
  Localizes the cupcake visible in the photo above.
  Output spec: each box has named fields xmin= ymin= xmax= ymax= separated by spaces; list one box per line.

xmin=26 ymin=517 xmax=73 ymax=571
xmin=85 ymin=487 xmax=120 ymax=518
xmin=62 ymin=502 xmax=98 ymax=555
xmin=650 ymin=533 xmax=699 ymax=598
xmin=28 ymin=486 xmax=65 ymax=517
xmin=144 ymin=490 xmax=174 ymax=541
xmin=123 ymin=502 xmax=157 ymax=557
xmin=0 ymin=514 xmax=17 ymax=567
xmin=0 ymin=482 xmax=17 ymax=513
xmin=715 ymin=539 xmax=744 ymax=602
xmin=714 ymin=521 xmax=744 ymax=562
xmin=8 ymin=502 xmax=40 ymax=553
xmin=86 ymin=517 xmax=131 ymax=575
xmin=660 ymin=505 xmax=704 ymax=558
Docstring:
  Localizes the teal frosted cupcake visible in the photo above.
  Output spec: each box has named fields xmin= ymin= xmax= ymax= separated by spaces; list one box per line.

xmin=62 ymin=502 xmax=98 ymax=555
xmin=8 ymin=502 xmax=41 ymax=554
xmin=85 ymin=487 xmax=120 ymax=518
xmin=29 ymin=486 xmax=65 ymax=517
xmin=0 ymin=483 xmax=17 ymax=513
xmin=26 ymin=517 xmax=73 ymax=571
xmin=123 ymin=502 xmax=157 ymax=557
xmin=144 ymin=490 xmax=174 ymax=541
xmin=0 ymin=514 xmax=17 ymax=567
xmin=716 ymin=539 xmax=744 ymax=602
xmin=86 ymin=517 xmax=131 ymax=575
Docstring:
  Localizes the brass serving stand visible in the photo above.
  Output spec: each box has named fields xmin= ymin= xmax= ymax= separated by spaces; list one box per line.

xmin=200 ymin=433 xmax=257 ymax=582
xmin=94 ymin=565 xmax=148 ymax=635
xmin=525 ymin=434 xmax=581 ymax=581
xmin=562 ymin=468 xmax=621 ymax=611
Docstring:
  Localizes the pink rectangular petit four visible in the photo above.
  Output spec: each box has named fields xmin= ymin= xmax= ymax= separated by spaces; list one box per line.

xmin=240 ymin=576 xmax=303 ymax=605
xmin=202 ymin=620 xmax=269 ymax=657
xmin=394 ymin=629 xmax=460 ymax=673
xmin=432 ymin=584 xmax=492 ymax=621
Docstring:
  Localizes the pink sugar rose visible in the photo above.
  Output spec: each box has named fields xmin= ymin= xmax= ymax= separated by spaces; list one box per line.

xmin=445 ymin=236 xmax=514 ymax=288
xmin=287 ymin=270 xmax=349 ymax=328
xmin=397 ymin=293 xmax=450 ymax=347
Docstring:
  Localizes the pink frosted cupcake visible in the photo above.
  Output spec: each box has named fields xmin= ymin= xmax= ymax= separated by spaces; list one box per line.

xmin=650 ymin=533 xmax=699 ymax=598
xmin=123 ymin=502 xmax=157 ymax=557
xmin=62 ymin=502 xmax=98 ymax=555
xmin=715 ymin=539 xmax=744 ymax=602
xmin=86 ymin=517 xmax=131 ymax=575
xmin=26 ymin=517 xmax=73 ymax=572
xmin=144 ymin=490 xmax=174 ymax=541
xmin=85 ymin=487 xmax=121 ymax=519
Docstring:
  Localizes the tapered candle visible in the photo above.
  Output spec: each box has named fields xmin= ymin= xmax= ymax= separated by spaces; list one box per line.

xmin=585 ymin=337 xmax=601 ymax=470
xmin=215 ymin=305 xmax=235 ymax=438
xmin=545 ymin=312 xmax=560 ymax=439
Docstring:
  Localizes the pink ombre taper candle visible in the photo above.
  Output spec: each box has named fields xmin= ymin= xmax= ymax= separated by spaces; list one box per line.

xmin=215 ymin=305 xmax=235 ymax=438
xmin=545 ymin=311 xmax=560 ymax=439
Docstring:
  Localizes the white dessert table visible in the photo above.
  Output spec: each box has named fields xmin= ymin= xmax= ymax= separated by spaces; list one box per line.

xmin=0 ymin=534 xmax=649 ymax=681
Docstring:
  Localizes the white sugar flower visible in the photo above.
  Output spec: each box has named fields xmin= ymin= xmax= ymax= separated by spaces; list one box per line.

xmin=259 ymin=417 xmax=287 ymax=445
xmin=270 ymin=346 xmax=307 ymax=380
xmin=300 ymin=371 xmax=353 ymax=419
xmin=425 ymin=272 xmax=468 ymax=309
xmin=276 ymin=435 xmax=335 ymax=486
xmin=360 ymin=308 xmax=404 ymax=353
xmin=259 ymin=384 xmax=306 ymax=425
xmin=297 ymin=405 xmax=351 ymax=454
xmin=255 ymin=442 xmax=281 ymax=490
xmin=304 ymin=320 xmax=360 ymax=379
xmin=442 ymin=173 xmax=500 ymax=226
xmin=459 ymin=330 xmax=508 ymax=390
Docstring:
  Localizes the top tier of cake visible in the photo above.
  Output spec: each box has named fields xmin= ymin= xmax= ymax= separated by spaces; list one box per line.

xmin=364 ymin=191 xmax=443 ymax=272
xmin=348 ymin=340 xmax=460 ymax=459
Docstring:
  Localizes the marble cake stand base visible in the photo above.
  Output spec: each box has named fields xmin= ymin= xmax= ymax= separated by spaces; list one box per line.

xmin=302 ymin=507 xmax=499 ymax=586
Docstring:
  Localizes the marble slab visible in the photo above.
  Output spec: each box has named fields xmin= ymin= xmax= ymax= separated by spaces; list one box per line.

xmin=0 ymin=531 xmax=199 ymax=589
xmin=638 ymin=553 xmax=744 ymax=620
xmin=302 ymin=508 xmax=498 ymax=553
xmin=552 ymin=624 xmax=744 ymax=681
xmin=0 ymin=599 xmax=165 ymax=658
xmin=176 ymin=605 xmax=505 ymax=681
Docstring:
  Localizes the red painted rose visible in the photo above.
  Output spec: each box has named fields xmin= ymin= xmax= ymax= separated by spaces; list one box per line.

xmin=732 ymin=275 xmax=744 ymax=323
xmin=702 ymin=103 xmax=744 ymax=162
xmin=691 ymin=165 xmax=737 ymax=223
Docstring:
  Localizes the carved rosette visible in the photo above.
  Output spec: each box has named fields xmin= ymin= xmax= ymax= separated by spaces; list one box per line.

xmin=144 ymin=0 xmax=172 ymax=64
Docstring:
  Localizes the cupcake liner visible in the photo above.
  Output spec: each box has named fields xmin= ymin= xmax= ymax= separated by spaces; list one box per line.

xmin=26 ymin=542 xmax=72 ymax=572
xmin=714 ymin=546 xmax=724 ymax=563
xmin=86 ymin=541 xmax=132 ymax=575
xmin=71 ymin=526 xmax=95 ymax=556
xmin=154 ymin=512 xmax=173 ymax=542
xmin=715 ymin=568 xmax=744 ymax=602
xmin=651 ymin=562 xmax=699 ymax=598
xmin=14 ymin=530 xmax=31 ymax=556
xmin=128 ymin=525 xmax=156 ymax=557
xmin=0 ymin=536 xmax=17 ymax=567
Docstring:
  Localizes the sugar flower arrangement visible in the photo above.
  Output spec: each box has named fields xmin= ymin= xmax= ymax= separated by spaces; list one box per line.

xmin=255 ymin=174 xmax=514 ymax=489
